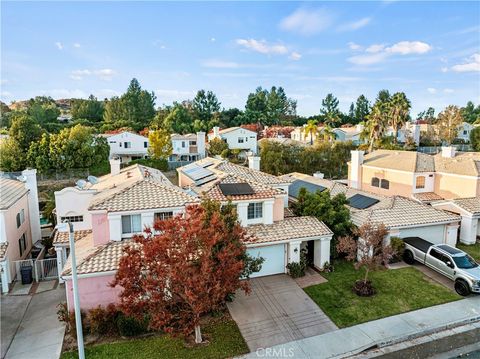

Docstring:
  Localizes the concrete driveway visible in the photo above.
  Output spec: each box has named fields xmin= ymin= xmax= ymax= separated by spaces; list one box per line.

xmin=227 ymin=274 xmax=337 ymax=351
xmin=1 ymin=284 xmax=66 ymax=359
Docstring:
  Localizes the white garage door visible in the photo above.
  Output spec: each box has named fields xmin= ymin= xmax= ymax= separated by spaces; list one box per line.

xmin=247 ymin=244 xmax=286 ymax=278
xmin=399 ymin=225 xmax=446 ymax=244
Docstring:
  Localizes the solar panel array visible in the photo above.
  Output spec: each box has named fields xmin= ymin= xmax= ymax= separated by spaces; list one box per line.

xmin=348 ymin=193 xmax=380 ymax=209
xmin=289 ymin=179 xmax=326 ymax=199
xmin=219 ymin=183 xmax=255 ymax=196
xmin=183 ymin=163 xmax=217 ymax=185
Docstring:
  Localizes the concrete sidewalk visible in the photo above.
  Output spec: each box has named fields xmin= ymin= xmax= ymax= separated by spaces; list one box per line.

xmin=241 ymin=296 xmax=480 ymax=358
xmin=3 ymin=285 xmax=66 ymax=359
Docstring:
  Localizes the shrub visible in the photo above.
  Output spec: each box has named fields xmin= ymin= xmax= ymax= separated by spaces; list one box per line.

xmin=390 ymin=237 xmax=405 ymax=263
xmin=57 ymin=302 xmax=89 ymax=336
xmin=116 ymin=314 xmax=149 ymax=337
xmin=286 ymin=249 xmax=307 ymax=278
xmin=88 ymin=304 xmax=121 ymax=336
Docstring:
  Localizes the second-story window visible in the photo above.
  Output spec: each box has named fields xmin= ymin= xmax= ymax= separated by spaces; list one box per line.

xmin=144 ymin=141 xmax=148 ymax=148
xmin=154 ymin=211 xmax=173 ymax=221
xmin=122 ymin=214 xmax=142 ymax=234
xmin=16 ymin=209 xmax=25 ymax=228
xmin=247 ymin=203 xmax=263 ymax=219
xmin=416 ymin=176 xmax=426 ymax=189
xmin=182 ymin=141 xmax=186 ymax=148
xmin=238 ymin=138 xmax=244 ymax=144
xmin=60 ymin=215 xmax=84 ymax=223
xmin=19 ymin=233 xmax=27 ymax=256
xmin=371 ymin=177 xmax=380 ymax=187
xmin=124 ymin=142 xmax=132 ymax=149
xmin=380 ymin=179 xmax=390 ymax=189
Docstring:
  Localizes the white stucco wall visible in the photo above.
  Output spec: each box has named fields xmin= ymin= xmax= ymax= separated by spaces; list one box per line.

xmin=54 ymin=187 xmax=96 ymax=230
xmin=106 ymin=132 xmax=149 ymax=160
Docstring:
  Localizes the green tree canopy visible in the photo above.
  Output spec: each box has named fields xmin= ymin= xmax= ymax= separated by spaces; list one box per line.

xmin=319 ymin=94 xmax=341 ymax=127
xmin=71 ymin=95 xmax=104 ymax=122
xmin=0 ymin=137 xmax=26 ymax=171
xmin=9 ymin=112 xmax=43 ymax=151
xmin=354 ymin=95 xmax=370 ymax=124
xmin=193 ymin=90 xmax=221 ymax=122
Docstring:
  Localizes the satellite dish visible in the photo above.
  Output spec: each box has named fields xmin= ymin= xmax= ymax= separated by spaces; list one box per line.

xmin=87 ymin=175 xmax=99 ymax=184
xmin=76 ymin=179 xmax=87 ymax=189
xmin=16 ymin=175 xmax=27 ymax=182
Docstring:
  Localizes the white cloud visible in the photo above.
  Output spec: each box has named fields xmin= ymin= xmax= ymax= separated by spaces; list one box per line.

xmin=427 ymin=87 xmax=437 ymax=94
xmin=210 ymin=38 xmax=216 ymax=42
xmin=289 ymin=52 xmax=302 ymax=61
xmin=73 ymin=43 xmax=81 ymax=48
xmin=348 ymin=40 xmax=432 ymax=65
xmin=385 ymin=41 xmax=432 ymax=55
xmin=337 ymin=17 xmax=371 ymax=32
xmin=279 ymin=8 xmax=334 ymax=35
xmin=451 ymin=53 xmax=480 ymax=73
xmin=441 ymin=67 xmax=448 ymax=73
xmin=70 ymin=68 xmax=116 ymax=81
xmin=236 ymin=39 xmax=289 ymax=55
xmin=348 ymin=42 xmax=362 ymax=51
xmin=443 ymin=88 xmax=454 ymax=93
xmin=365 ymin=44 xmax=385 ymax=53
xmin=202 ymin=60 xmax=241 ymax=69
xmin=55 ymin=42 xmax=63 ymax=50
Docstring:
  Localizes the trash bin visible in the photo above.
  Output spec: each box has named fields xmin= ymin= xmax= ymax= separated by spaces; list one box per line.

xmin=20 ymin=265 xmax=33 ymax=284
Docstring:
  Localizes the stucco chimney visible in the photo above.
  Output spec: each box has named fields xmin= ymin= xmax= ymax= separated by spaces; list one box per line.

xmin=313 ymin=172 xmax=324 ymax=179
xmin=441 ymin=146 xmax=456 ymax=158
xmin=349 ymin=150 xmax=364 ymax=189
xmin=21 ymin=169 xmax=41 ymax=243
xmin=213 ymin=126 xmax=220 ymax=138
xmin=248 ymin=156 xmax=261 ymax=171
xmin=109 ymin=157 xmax=121 ymax=176
xmin=196 ymin=132 xmax=206 ymax=159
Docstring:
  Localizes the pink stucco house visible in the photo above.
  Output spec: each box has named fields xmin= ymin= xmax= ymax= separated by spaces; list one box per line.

xmin=56 ymin=157 xmax=333 ymax=310
xmin=0 ymin=169 xmax=41 ymax=293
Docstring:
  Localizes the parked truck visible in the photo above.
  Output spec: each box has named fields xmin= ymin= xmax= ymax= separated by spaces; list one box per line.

xmin=402 ymin=237 xmax=480 ymax=296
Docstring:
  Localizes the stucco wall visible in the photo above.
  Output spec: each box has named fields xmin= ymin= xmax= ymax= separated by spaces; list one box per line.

xmin=55 ymin=187 xmax=95 ymax=231
xmin=91 ymin=212 xmax=110 ymax=246
xmin=273 ymin=197 xmax=284 ymax=221
xmin=434 ymin=173 xmax=479 ymax=199
xmin=65 ymin=274 xmax=122 ymax=311
xmin=178 ymin=172 xmax=194 ymax=187
xmin=359 ymin=166 xmax=414 ymax=197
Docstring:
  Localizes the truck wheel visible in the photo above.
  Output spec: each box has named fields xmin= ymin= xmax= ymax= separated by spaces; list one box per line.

xmin=403 ymin=250 xmax=415 ymax=265
xmin=454 ymin=280 xmax=470 ymax=296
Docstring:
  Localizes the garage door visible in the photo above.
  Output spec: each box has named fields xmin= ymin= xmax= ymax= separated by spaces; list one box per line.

xmin=247 ymin=244 xmax=286 ymax=278
xmin=399 ymin=225 xmax=446 ymax=244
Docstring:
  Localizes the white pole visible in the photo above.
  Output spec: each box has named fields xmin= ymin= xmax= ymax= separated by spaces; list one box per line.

xmin=65 ymin=220 xmax=85 ymax=359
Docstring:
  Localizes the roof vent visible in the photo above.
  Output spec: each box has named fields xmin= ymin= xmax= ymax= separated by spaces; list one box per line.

xmin=87 ymin=175 xmax=99 ymax=184
xmin=76 ymin=179 xmax=87 ymax=189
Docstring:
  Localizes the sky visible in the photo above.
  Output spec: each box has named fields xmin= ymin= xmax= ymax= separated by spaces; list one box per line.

xmin=1 ymin=1 xmax=479 ymax=117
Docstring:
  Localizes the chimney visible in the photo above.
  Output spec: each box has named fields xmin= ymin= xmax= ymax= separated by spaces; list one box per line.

xmin=196 ymin=132 xmax=206 ymax=159
xmin=109 ymin=157 xmax=121 ymax=176
xmin=349 ymin=150 xmax=364 ymax=189
xmin=441 ymin=146 xmax=456 ymax=158
xmin=213 ymin=126 xmax=220 ymax=138
xmin=21 ymin=169 xmax=41 ymax=243
xmin=313 ymin=172 xmax=324 ymax=179
xmin=248 ymin=156 xmax=261 ymax=171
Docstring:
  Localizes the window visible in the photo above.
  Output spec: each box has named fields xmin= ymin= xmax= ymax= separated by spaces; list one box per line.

xmin=16 ymin=213 xmax=21 ymax=228
xmin=245 ymin=137 xmax=248 ymax=142
xmin=430 ymin=249 xmax=444 ymax=261
xmin=182 ymin=141 xmax=186 ymax=148
xmin=19 ymin=234 xmax=27 ymax=256
xmin=380 ymin=179 xmax=390 ymax=189
xmin=463 ymin=130 xmax=467 ymax=135
xmin=60 ymin=215 xmax=84 ymax=223
xmin=154 ymin=211 xmax=173 ymax=221
xmin=371 ymin=177 xmax=380 ymax=187
xmin=247 ymin=203 xmax=263 ymax=219
xmin=119 ymin=142 xmax=122 ymax=147
xmin=190 ymin=140 xmax=197 ymax=146
xmin=238 ymin=137 xmax=244 ymax=144
xmin=144 ymin=142 xmax=148 ymax=148
xmin=121 ymin=214 xmax=142 ymax=234
xmin=124 ymin=142 xmax=132 ymax=149
xmin=416 ymin=176 xmax=426 ymax=189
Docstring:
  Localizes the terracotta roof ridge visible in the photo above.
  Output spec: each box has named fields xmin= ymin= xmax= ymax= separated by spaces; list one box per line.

xmin=89 ymin=179 xmax=144 ymax=209
xmin=143 ymin=178 xmax=198 ymax=200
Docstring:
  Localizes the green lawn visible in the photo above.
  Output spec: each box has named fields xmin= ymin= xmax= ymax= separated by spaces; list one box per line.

xmin=304 ymin=261 xmax=460 ymax=328
xmin=61 ymin=319 xmax=248 ymax=359
xmin=457 ymin=242 xmax=480 ymax=261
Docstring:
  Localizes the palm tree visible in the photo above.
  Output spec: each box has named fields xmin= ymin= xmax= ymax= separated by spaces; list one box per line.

xmin=388 ymin=92 xmax=411 ymax=143
xmin=304 ymin=120 xmax=319 ymax=145
xmin=322 ymin=125 xmax=335 ymax=143
xmin=365 ymin=104 xmax=388 ymax=152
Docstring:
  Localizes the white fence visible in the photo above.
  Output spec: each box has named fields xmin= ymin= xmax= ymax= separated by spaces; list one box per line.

xmin=13 ymin=257 xmax=58 ymax=283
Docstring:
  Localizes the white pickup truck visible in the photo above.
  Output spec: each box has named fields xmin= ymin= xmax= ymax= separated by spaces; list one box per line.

xmin=402 ymin=237 xmax=480 ymax=296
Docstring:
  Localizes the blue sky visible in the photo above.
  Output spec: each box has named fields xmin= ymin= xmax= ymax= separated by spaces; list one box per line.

xmin=1 ymin=1 xmax=479 ymax=117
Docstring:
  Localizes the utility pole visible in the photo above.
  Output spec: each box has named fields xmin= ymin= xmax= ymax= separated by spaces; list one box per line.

xmin=65 ymin=220 xmax=85 ymax=359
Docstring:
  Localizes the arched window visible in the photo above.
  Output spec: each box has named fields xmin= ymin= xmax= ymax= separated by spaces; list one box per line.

xmin=416 ymin=176 xmax=425 ymax=189
xmin=380 ymin=179 xmax=390 ymax=189
xmin=371 ymin=177 xmax=380 ymax=187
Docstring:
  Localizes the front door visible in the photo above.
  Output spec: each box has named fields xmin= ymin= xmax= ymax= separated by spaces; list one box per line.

xmin=306 ymin=240 xmax=315 ymax=266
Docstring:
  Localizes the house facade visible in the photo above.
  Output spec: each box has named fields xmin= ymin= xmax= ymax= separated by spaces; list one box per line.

xmin=348 ymin=148 xmax=480 ymax=201
xmin=103 ymin=131 xmax=149 ymax=163
xmin=170 ymin=132 xmax=206 ymax=162
xmin=0 ymin=170 xmax=41 ymax=293
xmin=208 ymin=126 xmax=257 ymax=155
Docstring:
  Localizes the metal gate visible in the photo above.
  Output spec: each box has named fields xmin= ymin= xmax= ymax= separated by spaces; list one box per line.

xmin=14 ymin=259 xmax=35 ymax=281
xmin=35 ymin=258 xmax=58 ymax=281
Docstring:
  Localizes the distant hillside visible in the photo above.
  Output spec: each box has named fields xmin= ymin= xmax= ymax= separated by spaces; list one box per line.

xmin=8 ymin=98 xmax=74 ymax=112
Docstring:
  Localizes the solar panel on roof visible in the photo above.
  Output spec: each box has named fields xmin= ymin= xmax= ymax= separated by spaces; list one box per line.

xmin=184 ymin=165 xmax=215 ymax=181
xmin=219 ymin=183 xmax=255 ymax=196
xmin=201 ymin=161 xmax=214 ymax=168
xmin=289 ymin=180 xmax=326 ymax=199
xmin=195 ymin=174 xmax=217 ymax=186
xmin=348 ymin=193 xmax=380 ymax=209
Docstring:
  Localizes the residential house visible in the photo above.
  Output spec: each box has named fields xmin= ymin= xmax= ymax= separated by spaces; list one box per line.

xmin=282 ymin=172 xmax=461 ymax=247
xmin=432 ymin=197 xmax=479 ymax=245
xmin=177 ymin=157 xmax=333 ymax=277
xmin=54 ymin=159 xmax=197 ymax=309
xmin=0 ymin=170 xmax=41 ymax=293
xmin=332 ymin=125 xmax=363 ymax=145
xmin=207 ymin=126 xmax=257 ymax=155
xmin=290 ymin=124 xmax=324 ymax=144
xmin=348 ymin=148 xmax=480 ymax=201
xmin=169 ymin=132 xmax=206 ymax=163
xmin=103 ymin=131 xmax=149 ymax=163
xmin=456 ymin=122 xmax=476 ymax=143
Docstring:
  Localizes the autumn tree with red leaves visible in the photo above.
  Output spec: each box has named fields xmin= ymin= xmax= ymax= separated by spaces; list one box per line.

xmin=337 ymin=222 xmax=394 ymax=296
xmin=112 ymin=200 xmax=262 ymax=343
